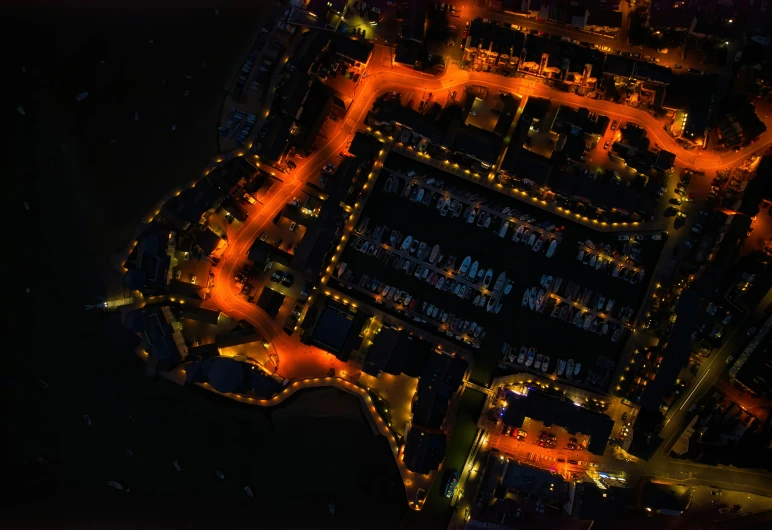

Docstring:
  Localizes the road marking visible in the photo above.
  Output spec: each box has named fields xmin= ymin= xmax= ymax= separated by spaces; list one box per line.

xmin=679 ymin=368 xmax=711 ymax=411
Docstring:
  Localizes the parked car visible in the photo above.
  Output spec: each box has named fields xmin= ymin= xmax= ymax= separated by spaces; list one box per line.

xmin=603 ymin=140 xmax=610 ymax=150
xmin=611 ymin=120 xmax=618 ymax=131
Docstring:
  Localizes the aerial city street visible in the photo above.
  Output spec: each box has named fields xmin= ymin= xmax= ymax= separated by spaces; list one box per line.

xmin=9 ymin=0 xmax=772 ymax=528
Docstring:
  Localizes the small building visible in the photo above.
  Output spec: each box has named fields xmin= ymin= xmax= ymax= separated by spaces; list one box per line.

xmin=161 ymin=178 xmax=223 ymax=231
xmin=641 ymin=481 xmax=692 ymax=515
xmin=125 ymin=305 xmax=188 ymax=374
xmin=654 ymin=150 xmax=676 ymax=172
xmin=123 ymin=226 xmax=176 ymax=296
xmin=256 ymin=286 xmax=286 ymax=319
xmin=402 ymin=426 xmax=447 ymax=474
xmin=501 ymin=460 xmax=568 ymax=507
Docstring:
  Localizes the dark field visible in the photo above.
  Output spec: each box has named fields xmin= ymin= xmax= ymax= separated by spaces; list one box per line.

xmin=334 ymin=152 xmax=663 ymax=385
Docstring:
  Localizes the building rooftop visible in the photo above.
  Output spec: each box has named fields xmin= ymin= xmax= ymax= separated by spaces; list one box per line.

xmin=649 ymin=0 xmax=695 ymax=30
xmin=503 ymin=388 xmax=614 ymax=455
xmin=310 ymin=304 xmax=356 ymax=354
xmin=402 ymin=425 xmax=446 ymax=474
xmin=291 ymin=199 xmax=344 ymax=278
xmin=256 ymin=287 xmax=286 ymax=319
xmin=332 ymin=34 xmax=374 ymax=65
xmin=501 ymin=460 xmax=568 ymax=506
xmin=501 ymin=147 xmax=554 ymax=185
xmin=639 ymin=289 xmax=702 ymax=414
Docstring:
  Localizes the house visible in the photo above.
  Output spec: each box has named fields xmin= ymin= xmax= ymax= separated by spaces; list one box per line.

xmin=501 ymin=460 xmax=568 ymax=506
xmin=123 ymin=226 xmax=176 ymax=296
xmin=445 ymin=120 xmax=502 ymax=168
xmin=291 ymin=196 xmax=344 ymax=279
xmin=307 ymin=300 xmax=367 ymax=361
xmin=125 ymin=305 xmax=188 ymax=374
xmin=500 ymin=146 xmax=554 ymax=186
xmin=161 ymin=178 xmax=223 ymax=231
xmin=638 ymin=290 xmax=702 ymax=415
xmin=254 ymin=115 xmax=295 ymax=166
xmin=402 ymin=425 xmax=447 ymax=474
xmin=502 ymin=387 xmax=614 ymax=455
xmin=194 ymin=227 xmax=224 ymax=257
xmin=641 ymin=482 xmax=692 ymax=515
xmin=289 ymin=79 xmax=333 ymax=157
xmin=363 ymin=328 xmax=433 ymax=377
xmin=208 ymin=157 xmax=255 ymax=195
xmin=411 ymin=353 xmax=467 ymax=430
xmin=565 ymin=477 xmax=636 ymax=519
xmin=586 ymin=9 xmax=623 ymax=37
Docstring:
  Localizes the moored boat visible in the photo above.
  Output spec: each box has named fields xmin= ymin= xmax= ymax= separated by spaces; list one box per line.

xmin=415 ymin=188 xmax=424 ymax=203
xmin=589 ymin=254 xmax=597 ymax=267
xmin=440 ymin=197 xmax=451 ymax=216
xmin=513 ymin=225 xmax=525 ymax=242
xmin=541 ymin=356 xmax=550 ymax=373
xmin=467 ymin=261 xmax=479 ymax=280
xmin=527 ymin=233 xmax=536 ymax=247
xmin=467 ymin=208 xmax=477 ymax=223
xmin=522 ymin=289 xmax=529 ymax=307
xmin=493 ymin=272 xmax=507 ymax=293
xmin=525 ymin=348 xmax=536 ymax=367
xmin=384 ymin=176 xmax=393 ymax=192
xmin=566 ymin=359 xmax=574 ymax=378
xmin=453 ymin=201 xmax=463 ymax=217
xmin=597 ymin=296 xmax=606 ymax=311
xmin=557 ymin=359 xmax=566 ymax=376
xmin=476 ymin=211 xmax=487 ymax=227
xmin=499 ymin=221 xmax=509 ymax=238
xmin=532 ymin=235 xmax=544 ymax=252
xmin=429 ymin=244 xmax=440 ymax=263
xmin=528 ymin=287 xmax=537 ymax=310
xmin=545 ymin=238 xmax=557 ymax=258
xmin=574 ymin=362 xmax=581 ymax=376
xmin=400 ymin=235 xmax=412 ymax=251
xmin=482 ymin=269 xmax=493 ymax=288
xmin=504 ymin=281 xmax=512 ymax=295
xmin=458 ymin=256 xmax=471 ymax=275
xmin=518 ymin=346 xmax=527 ymax=364
xmin=416 ymin=241 xmax=427 ymax=257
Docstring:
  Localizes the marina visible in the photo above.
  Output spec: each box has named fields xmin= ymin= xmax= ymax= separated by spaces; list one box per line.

xmin=335 ymin=152 xmax=664 ymax=384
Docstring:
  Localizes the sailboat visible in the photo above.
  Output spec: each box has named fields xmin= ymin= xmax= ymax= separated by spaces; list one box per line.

xmin=545 ymin=239 xmax=557 ymax=258
xmin=427 ymin=244 xmax=440 ymax=263
xmin=482 ymin=269 xmax=493 ymax=288
xmin=458 ymin=256 xmax=472 ymax=275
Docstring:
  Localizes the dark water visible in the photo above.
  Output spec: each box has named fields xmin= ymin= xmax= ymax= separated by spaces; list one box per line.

xmin=5 ymin=7 xmax=406 ymax=528
xmin=336 ymin=152 xmax=662 ymax=384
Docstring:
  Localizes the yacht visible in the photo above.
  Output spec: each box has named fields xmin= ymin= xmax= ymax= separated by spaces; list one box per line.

xmin=493 ymin=272 xmax=507 ymax=293
xmin=414 ymin=265 xmax=423 ymax=278
xmin=361 ymin=241 xmax=369 ymax=253
xmin=611 ymin=328 xmax=622 ymax=343
xmin=476 ymin=211 xmax=487 ymax=227
xmin=421 ymin=268 xmax=430 ymax=280
xmin=458 ymin=256 xmax=472 ymax=275
xmin=415 ymin=188 xmax=424 ymax=203
xmin=462 ymin=205 xmax=472 ymax=220
xmin=590 ymin=319 xmax=599 ymax=333
xmin=409 ymin=239 xmax=419 ymax=254
xmin=527 ymin=233 xmax=536 ymax=247
xmin=597 ymin=296 xmax=606 ymax=311
xmin=400 ymin=235 xmax=412 ymax=251
xmin=566 ymin=359 xmax=574 ymax=378
xmin=573 ymin=362 xmax=581 ymax=376
xmin=576 ymin=249 xmax=585 ymax=261
xmin=534 ymin=354 xmax=543 ymax=370
xmin=458 ymin=285 xmax=466 ymax=298
xmin=478 ymin=295 xmax=487 ymax=308
xmin=494 ymin=302 xmax=502 ymax=313
xmin=557 ymin=359 xmax=566 ymax=376
xmin=440 ymin=197 xmax=451 ymax=216
xmin=525 ymin=348 xmax=536 ymax=367
xmin=544 ymin=276 xmax=553 ymax=291
xmin=528 ymin=287 xmax=537 ymax=310
xmin=522 ymin=228 xmax=530 ymax=243
xmin=473 ymin=294 xmax=481 ymax=305
xmin=612 ymin=264 xmax=621 ymax=278
xmin=436 ymin=196 xmax=444 ymax=209
xmin=522 ymin=289 xmax=530 ymax=307
xmin=541 ymin=356 xmax=550 ymax=373
xmin=467 ymin=208 xmax=478 ymax=223
xmin=499 ymin=221 xmax=509 ymax=238
xmin=504 ymin=281 xmax=513 ymax=295
xmin=436 ymin=276 xmax=445 ymax=290
xmin=384 ymin=176 xmax=393 ymax=192
xmin=545 ymin=239 xmax=557 ymax=258
xmin=454 ymin=283 xmax=462 ymax=296
xmin=601 ymin=322 xmax=609 ymax=335
xmin=595 ymin=256 xmax=603 ymax=270
xmin=518 ymin=346 xmax=527 ymax=364
xmin=453 ymin=201 xmax=464 ymax=217
xmin=583 ymin=252 xmax=593 ymax=265
xmin=426 ymin=177 xmax=435 ymax=185
xmin=553 ymin=277 xmax=562 ymax=292
xmin=513 ymin=225 xmax=525 ymax=242
xmin=484 ymin=216 xmax=491 ymax=229
xmin=532 ymin=235 xmax=544 ymax=252
xmin=589 ymin=254 xmax=597 ymax=267
xmin=337 ymin=262 xmax=348 ymax=277
xmin=389 ymin=230 xmax=399 ymax=246
xmin=482 ymin=269 xmax=493 ymax=288
xmin=559 ymin=305 xmax=569 ymax=320
xmin=551 ymin=303 xmax=562 ymax=317
xmin=536 ymin=290 xmax=545 ymax=310
xmin=431 ymin=306 xmax=439 ymax=318
xmin=467 ymin=261 xmax=479 ymax=280
xmin=416 ymin=242 xmax=427 ymax=257
xmin=402 ymin=183 xmax=412 ymax=198
xmin=429 ymin=245 xmax=440 ymax=263
xmin=403 ymin=260 xmax=411 ymax=273
xmin=585 ymin=239 xmax=596 ymax=251
xmin=605 ymin=299 xmax=615 ymax=312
